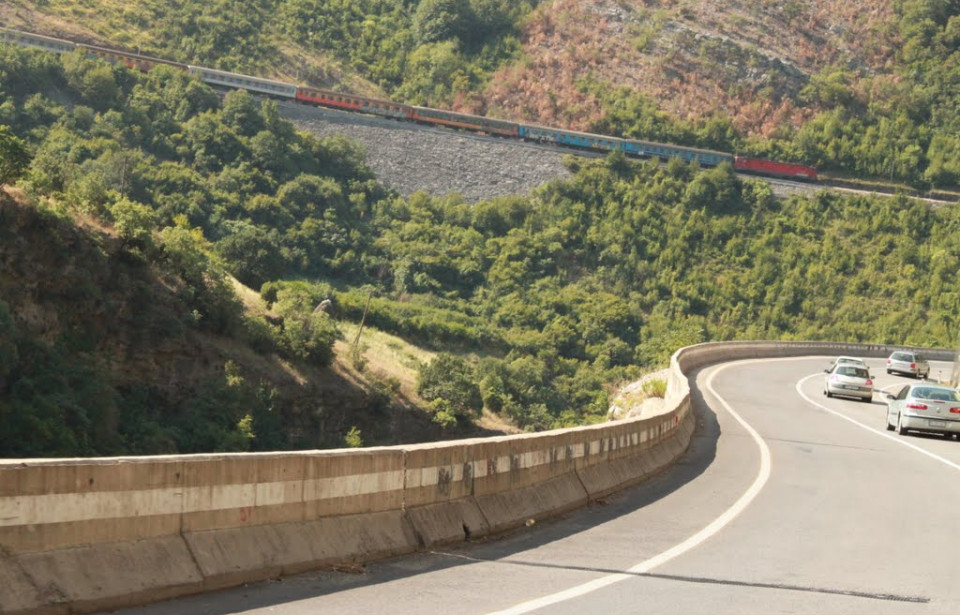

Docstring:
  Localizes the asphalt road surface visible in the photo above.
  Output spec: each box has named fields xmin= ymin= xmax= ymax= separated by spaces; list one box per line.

xmin=102 ymin=356 xmax=960 ymax=615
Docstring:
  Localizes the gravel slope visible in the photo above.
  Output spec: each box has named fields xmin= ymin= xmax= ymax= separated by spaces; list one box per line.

xmin=277 ymin=100 xmax=855 ymax=204
xmin=277 ymin=100 xmax=572 ymax=203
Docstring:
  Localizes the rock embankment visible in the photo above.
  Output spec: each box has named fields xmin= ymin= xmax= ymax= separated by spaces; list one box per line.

xmin=277 ymin=100 xmax=573 ymax=203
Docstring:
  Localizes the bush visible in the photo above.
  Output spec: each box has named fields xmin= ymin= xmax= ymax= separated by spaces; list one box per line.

xmin=417 ymin=353 xmax=482 ymax=418
xmin=641 ymin=378 xmax=667 ymax=399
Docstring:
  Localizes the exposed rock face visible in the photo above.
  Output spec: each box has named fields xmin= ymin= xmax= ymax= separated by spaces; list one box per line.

xmin=607 ymin=368 xmax=672 ymax=420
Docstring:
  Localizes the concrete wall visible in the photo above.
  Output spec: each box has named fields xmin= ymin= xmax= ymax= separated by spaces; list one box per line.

xmin=0 ymin=341 xmax=950 ymax=614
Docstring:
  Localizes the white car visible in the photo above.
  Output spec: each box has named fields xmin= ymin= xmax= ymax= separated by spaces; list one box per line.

xmin=826 ymin=356 xmax=867 ymax=371
xmin=824 ymin=364 xmax=874 ymax=402
xmin=886 ymin=351 xmax=930 ymax=378
xmin=884 ymin=383 xmax=960 ymax=437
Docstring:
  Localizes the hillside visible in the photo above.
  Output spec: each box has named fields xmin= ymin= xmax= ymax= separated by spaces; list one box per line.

xmin=2 ymin=14 xmax=959 ymax=459
xmin=0 ymin=187 xmax=491 ymax=457
xmin=6 ymin=1 xmax=960 ymax=188
xmin=0 ymin=0 xmax=895 ymax=134
xmin=483 ymin=0 xmax=896 ymax=136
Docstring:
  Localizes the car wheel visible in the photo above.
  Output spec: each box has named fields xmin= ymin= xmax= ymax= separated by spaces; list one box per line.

xmin=825 ymin=390 xmax=833 ymax=398
xmin=886 ymin=416 xmax=895 ymax=431
xmin=897 ymin=413 xmax=909 ymax=436
xmin=886 ymin=369 xmax=893 ymax=375
xmin=861 ymin=396 xmax=872 ymax=403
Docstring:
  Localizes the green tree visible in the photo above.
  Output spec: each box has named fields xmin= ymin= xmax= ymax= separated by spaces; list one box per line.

xmin=413 ymin=0 xmax=472 ymax=44
xmin=110 ymin=196 xmax=158 ymax=247
xmin=0 ymin=125 xmax=31 ymax=185
xmin=417 ymin=353 xmax=482 ymax=419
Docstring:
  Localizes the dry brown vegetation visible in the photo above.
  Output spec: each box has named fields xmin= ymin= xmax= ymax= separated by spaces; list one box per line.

xmin=3 ymin=0 xmax=900 ymax=138
xmin=484 ymin=0 xmax=898 ymax=136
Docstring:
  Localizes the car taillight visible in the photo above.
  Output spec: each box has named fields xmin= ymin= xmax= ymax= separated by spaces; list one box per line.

xmin=906 ymin=402 xmax=928 ymax=410
xmin=951 ymin=408 xmax=960 ymax=414
xmin=865 ymin=379 xmax=873 ymax=386
xmin=887 ymin=359 xmax=892 ymax=364
xmin=910 ymin=363 xmax=916 ymax=369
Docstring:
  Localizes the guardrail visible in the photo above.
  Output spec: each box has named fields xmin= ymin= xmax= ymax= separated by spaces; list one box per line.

xmin=0 ymin=341 xmax=951 ymax=614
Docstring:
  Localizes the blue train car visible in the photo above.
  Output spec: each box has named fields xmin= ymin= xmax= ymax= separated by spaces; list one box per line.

xmin=519 ymin=124 xmax=629 ymax=151
xmin=623 ymin=139 xmax=733 ymax=167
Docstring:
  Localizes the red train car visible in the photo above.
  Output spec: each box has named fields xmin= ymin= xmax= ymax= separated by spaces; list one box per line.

xmin=734 ymin=156 xmax=817 ymax=181
xmin=296 ymin=87 xmax=413 ymax=120
xmin=411 ymin=106 xmax=519 ymax=137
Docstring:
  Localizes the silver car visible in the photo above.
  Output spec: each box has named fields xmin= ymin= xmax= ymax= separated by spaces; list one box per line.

xmin=826 ymin=356 xmax=867 ymax=371
xmin=884 ymin=383 xmax=960 ymax=437
xmin=886 ymin=351 xmax=930 ymax=378
xmin=824 ymin=364 xmax=874 ymax=402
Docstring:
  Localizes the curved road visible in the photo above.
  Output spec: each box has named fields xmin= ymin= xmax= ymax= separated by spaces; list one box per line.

xmin=102 ymin=356 xmax=960 ymax=615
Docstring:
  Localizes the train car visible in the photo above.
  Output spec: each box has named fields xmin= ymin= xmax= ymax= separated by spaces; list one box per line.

xmin=0 ymin=27 xmax=76 ymax=54
xmin=296 ymin=86 xmax=413 ymax=120
xmin=78 ymin=43 xmax=187 ymax=73
xmin=0 ymin=26 xmax=821 ymax=184
xmin=625 ymin=139 xmax=734 ymax=167
xmin=411 ymin=106 xmax=519 ymax=137
xmin=734 ymin=156 xmax=817 ymax=180
xmin=188 ymin=66 xmax=298 ymax=99
xmin=519 ymin=124 xmax=629 ymax=151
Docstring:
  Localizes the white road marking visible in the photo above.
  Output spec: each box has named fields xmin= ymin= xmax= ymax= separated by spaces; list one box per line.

xmin=796 ymin=374 xmax=960 ymax=472
xmin=481 ymin=361 xmax=772 ymax=615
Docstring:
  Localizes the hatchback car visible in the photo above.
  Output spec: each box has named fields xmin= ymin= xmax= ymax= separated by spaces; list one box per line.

xmin=884 ymin=383 xmax=960 ymax=437
xmin=886 ymin=351 xmax=930 ymax=378
xmin=824 ymin=364 xmax=874 ymax=402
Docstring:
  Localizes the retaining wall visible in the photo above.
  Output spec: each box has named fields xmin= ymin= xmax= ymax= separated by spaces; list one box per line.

xmin=0 ymin=341 xmax=951 ymax=614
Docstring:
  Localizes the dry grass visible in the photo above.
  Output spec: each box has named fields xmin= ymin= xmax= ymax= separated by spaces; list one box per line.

xmin=335 ymin=322 xmax=436 ymax=401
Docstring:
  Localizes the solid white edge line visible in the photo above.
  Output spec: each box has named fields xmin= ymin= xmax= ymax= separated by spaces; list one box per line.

xmin=796 ymin=374 xmax=960 ymax=472
xmin=481 ymin=360 xmax=773 ymax=615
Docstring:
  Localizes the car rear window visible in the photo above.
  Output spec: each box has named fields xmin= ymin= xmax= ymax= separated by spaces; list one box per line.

xmin=837 ymin=366 xmax=868 ymax=378
xmin=892 ymin=352 xmax=910 ymax=360
xmin=912 ymin=388 xmax=960 ymax=402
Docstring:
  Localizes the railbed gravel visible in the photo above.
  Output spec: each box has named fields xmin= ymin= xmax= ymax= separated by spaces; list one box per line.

xmin=278 ymin=100 xmax=573 ymax=203
xmin=278 ymin=100 xmax=813 ymax=203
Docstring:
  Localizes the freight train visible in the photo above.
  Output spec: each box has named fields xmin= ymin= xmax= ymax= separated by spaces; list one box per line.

xmin=0 ymin=27 xmax=818 ymax=181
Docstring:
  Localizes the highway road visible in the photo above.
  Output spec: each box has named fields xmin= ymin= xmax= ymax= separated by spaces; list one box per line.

xmin=102 ymin=356 xmax=960 ymax=615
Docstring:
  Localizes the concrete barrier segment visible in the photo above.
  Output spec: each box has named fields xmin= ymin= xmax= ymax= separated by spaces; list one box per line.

xmin=474 ymin=473 xmax=589 ymax=534
xmin=405 ymin=499 xmax=490 ymax=547
xmin=184 ymin=510 xmax=419 ymax=590
xmin=301 ymin=448 xmax=405 ymax=518
xmin=0 ymin=457 xmax=186 ymax=553
xmin=402 ymin=443 xmax=474 ymax=508
xmin=13 ymin=535 xmax=203 ymax=615
xmin=576 ymin=455 xmax=649 ymax=499
xmin=0 ymin=556 xmax=59 ymax=615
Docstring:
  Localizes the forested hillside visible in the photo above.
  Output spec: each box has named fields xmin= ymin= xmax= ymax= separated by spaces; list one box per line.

xmin=5 ymin=0 xmax=960 ymax=189
xmin=1 ymin=44 xmax=957 ymax=457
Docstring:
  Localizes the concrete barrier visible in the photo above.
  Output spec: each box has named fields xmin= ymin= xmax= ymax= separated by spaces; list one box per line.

xmin=0 ymin=341 xmax=951 ymax=614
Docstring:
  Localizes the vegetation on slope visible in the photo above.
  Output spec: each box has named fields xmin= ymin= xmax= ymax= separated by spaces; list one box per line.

xmin=7 ymin=1 xmax=960 ymax=190
xmin=1 ymin=44 xmax=956 ymax=457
